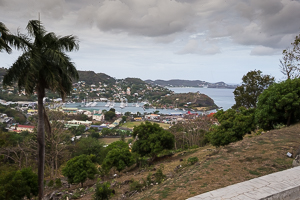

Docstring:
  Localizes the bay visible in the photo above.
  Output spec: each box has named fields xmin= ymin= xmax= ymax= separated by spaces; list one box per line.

xmin=167 ymin=87 xmax=235 ymax=111
xmin=64 ymin=87 xmax=235 ymax=115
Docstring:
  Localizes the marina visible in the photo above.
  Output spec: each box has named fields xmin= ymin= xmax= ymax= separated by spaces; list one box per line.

xmin=63 ymin=88 xmax=235 ymax=115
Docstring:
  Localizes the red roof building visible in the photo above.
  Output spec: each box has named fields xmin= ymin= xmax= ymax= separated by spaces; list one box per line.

xmin=16 ymin=125 xmax=35 ymax=133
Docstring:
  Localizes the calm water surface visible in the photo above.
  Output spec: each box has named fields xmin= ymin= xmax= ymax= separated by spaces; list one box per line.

xmin=168 ymin=87 xmax=235 ymax=111
xmin=64 ymin=88 xmax=234 ymax=114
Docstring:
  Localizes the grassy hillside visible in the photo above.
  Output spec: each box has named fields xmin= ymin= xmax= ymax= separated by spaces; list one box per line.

xmin=70 ymin=123 xmax=300 ymax=200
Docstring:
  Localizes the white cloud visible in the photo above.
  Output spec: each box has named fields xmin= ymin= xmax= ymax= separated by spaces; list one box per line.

xmin=250 ymin=46 xmax=281 ymax=56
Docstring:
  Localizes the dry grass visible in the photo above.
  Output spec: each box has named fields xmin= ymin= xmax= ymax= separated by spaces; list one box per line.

xmin=121 ymin=121 xmax=171 ymax=130
xmin=77 ymin=123 xmax=300 ymax=200
xmin=98 ymin=137 xmax=132 ymax=145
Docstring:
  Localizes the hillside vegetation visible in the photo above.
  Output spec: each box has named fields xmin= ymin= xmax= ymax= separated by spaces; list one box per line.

xmin=160 ymin=92 xmax=218 ymax=110
xmin=77 ymin=71 xmax=116 ymax=85
xmin=58 ymin=123 xmax=300 ymax=200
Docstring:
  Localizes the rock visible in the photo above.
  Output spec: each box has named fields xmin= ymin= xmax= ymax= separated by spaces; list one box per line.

xmin=293 ymin=155 xmax=300 ymax=167
xmin=166 ymin=172 xmax=173 ymax=178
xmin=180 ymin=159 xmax=183 ymax=162
xmin=111 ymin=181 xmax=117 ymax=187
xmin=49 ymin=191 xmax=57 ymax=199
xmin=123 ymin=180 xmax=133 ymax=185
xmin=152 ymin=167 xmax=156 ymax=171
xmin=195 ymin=162 xmax=200 ymax=166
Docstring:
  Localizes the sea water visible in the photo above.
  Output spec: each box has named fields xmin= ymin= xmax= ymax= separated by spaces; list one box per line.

xmin=64 ymin=88 xmax=235 ymax=114
xmin=168 ymin=87 xmax=235 ymax=111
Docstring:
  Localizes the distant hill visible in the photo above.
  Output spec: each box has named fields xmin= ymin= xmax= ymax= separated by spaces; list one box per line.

xmin=123 ymin=77 xmax=145 ymax=85
xmin=76 ymin=71 xmax=116 ymax=85
xmin=144 ymin=79 xmax=237 ymax=88
xmin=145 ymin=79 xmax=207 ymax=87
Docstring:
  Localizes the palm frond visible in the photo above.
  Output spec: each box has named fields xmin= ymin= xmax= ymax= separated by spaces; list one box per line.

xmin=0 ymin=22 xmax=12 ymax=53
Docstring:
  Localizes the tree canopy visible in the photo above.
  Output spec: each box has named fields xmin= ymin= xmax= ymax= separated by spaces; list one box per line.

xmin=104 ymin=108 xmax=116 ymax=121
xmin=131 ymin=121 xmax=174 ymax=158
xmin=102 ymin=141 xmax=135 ymax=172
xmin=62 ymin=154 xmax=97 ymax=187
xmin=256 ymin=78 xmax=300 ymax=130
xmin=208 ymin=107 xmax=256 ymax=147
xmin=72 ymin=137 xmax=106 ymax=164
xmin=0 ymin=167 xmax=38 ymax=200
xmin=232 ymin=70 xmax=274 ymax=109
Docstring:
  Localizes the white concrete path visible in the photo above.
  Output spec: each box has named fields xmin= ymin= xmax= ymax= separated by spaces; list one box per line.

xmin=187 ymin=166 xmax=300 ymax=200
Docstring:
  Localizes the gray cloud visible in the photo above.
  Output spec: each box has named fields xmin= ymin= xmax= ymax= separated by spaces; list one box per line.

xmin=1 ymin=0 xmax=300 ymax=56
xmin=176 ymin=39 xmax=221 ymax=55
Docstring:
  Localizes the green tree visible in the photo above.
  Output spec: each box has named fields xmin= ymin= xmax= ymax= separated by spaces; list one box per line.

xmin=105 ymin=141 xmax=129 ymax=153
xmin=232 ymin=70 xmax=274 ymax=109
xmin=62 ymin=155 xmax=97 ymax=187
xmin=101 ymin=128 xmax=111 ymax=136
xmin=73 ymin=137 xmax=106 ymax=164
xmin=124 ymin=112 xmax=131 ymax=117
xmin=90 ymin=128 xmax=100 ymax=139
xmin=131 ymin=121 xmax=174 ymax=160
xmin=208 ymin=107 xmax=256 ymax=147
xmin=0 ymin=167 xmax=38 ymax=200
xmin=76 ymin=125 xmax=86 ymax=136
xmin=2 ymin=20 xmax=79 ymax=199
xmin=102 ymin=146 xmax=135 ymax=172
xmin=104 ymin=108 xmax=116 ymax=121
xmin=256 ymin=78 xmax=300 ymax=130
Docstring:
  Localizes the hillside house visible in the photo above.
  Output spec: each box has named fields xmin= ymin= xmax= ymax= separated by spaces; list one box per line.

xmin=16 ymin=125 xmax=35 ymax=133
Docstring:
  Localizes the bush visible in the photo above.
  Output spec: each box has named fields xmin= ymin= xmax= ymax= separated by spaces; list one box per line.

xmin=142 ymin=172 xmax=152 ymax=187
xmin=132 ymin=121 xmax=175 ymax=159
xmin=55 ymin=178 xmax=62 ymax=188
xmin=154 ymin=165 xmax=166 ymax=184
xmin=48 ymin=179 xmax=54 ymax=187
xmin=94 ymin=181 xmax=114 ymax=200
xmin=256 ymin=78 xmax=300 ymax=129
xmin=208 ymin=107 xmax=255 ymax=147
xmin=129 ymin=179 xmax=143 ymax=192
xmin=188 ymin=157 xmax=199 ymax=165
xmin=0 ymin=167 xmax=38 ymax=200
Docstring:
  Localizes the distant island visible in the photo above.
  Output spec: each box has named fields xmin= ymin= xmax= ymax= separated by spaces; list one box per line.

xmin=145 ymin=79 xmax=238 ymax=89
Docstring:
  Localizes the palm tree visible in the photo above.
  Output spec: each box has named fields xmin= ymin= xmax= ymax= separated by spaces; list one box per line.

xmin=0 ymin=22 xmax=27 ymax=53
xmin=3 ymin=20 xmax=79 ymax=199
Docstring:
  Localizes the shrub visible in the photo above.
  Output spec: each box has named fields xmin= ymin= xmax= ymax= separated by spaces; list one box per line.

xmin=0 ymin=167 xmax=38 ymax=200
xmin=188 ymin=157 xmax=199 ymax=165
xmin=129 ymin=179 xmax=143 ymax=192
xmin=55 ymin=178 xmax=62 ymax=188
xmin=154 ymin=165 xmax=166 ymax=184
xmin=48 ymin=179 xmax=54 ymax=187
xmin=94 ymin=181 xmax=114 ymax=200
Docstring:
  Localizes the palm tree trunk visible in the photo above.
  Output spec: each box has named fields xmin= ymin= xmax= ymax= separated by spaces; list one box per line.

xmin=37 ymin=89 xmax=45 ymax=200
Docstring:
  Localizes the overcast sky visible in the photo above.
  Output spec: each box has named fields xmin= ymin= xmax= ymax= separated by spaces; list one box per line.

xmin=1 ymin=0 xmax=300 ymax=84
